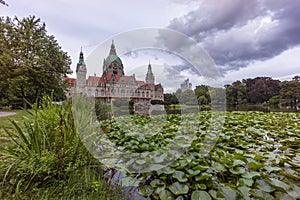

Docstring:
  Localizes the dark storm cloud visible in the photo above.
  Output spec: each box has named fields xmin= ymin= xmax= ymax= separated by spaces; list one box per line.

xmin=165 ymin=0 xmax=300 ymax=74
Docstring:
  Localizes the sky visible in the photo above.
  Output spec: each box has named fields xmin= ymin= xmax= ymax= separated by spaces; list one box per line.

xmin=1 ymin=0 xmax=300 ymax=92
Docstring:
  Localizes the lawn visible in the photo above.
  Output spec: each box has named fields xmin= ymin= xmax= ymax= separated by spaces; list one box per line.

xmin=0 ymin=109 xmax=29 ymax=130
xmin=0 ymin=110 xmax=29 ymax=144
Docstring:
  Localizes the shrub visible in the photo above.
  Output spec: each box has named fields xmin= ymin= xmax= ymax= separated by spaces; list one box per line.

xmin=0 ymin=96 xmax=123 ymax=199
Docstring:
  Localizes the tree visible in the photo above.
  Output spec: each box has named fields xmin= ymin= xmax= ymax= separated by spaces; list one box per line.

xmin=244 ymin=77 xmax=280 ymax=104
xmin=0 ymin=0 xmax=8 ymax=6
xmin=0 ymin=16 xmax=71 ymax=108
xmin=163 ymin=93 xmax=179 ymax=105
xmin=279 ymin=76 xmax=300 ymax=108
xmin=225 ymin=81 xmax=247 ymax=105
xmin=194 ymin=85 xmax=210 ymax=104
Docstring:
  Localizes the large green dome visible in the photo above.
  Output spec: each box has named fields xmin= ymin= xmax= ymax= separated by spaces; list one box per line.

xmin=105 ymin=54 xmax=123 ymax=66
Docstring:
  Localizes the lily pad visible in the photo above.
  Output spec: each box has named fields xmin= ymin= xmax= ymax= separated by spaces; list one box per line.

xmin=169 ymin=182 xmax=189 ymax=195
xmin=191 ymin=190 xmax=212 ymax=200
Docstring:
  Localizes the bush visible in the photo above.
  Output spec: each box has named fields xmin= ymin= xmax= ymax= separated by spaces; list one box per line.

xmin=268 ymin=95 xmax=281 ymax=106
xmin=0 ymin=96 xmax=123 ymax=199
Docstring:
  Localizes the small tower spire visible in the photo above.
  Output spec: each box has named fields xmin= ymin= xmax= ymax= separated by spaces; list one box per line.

xmin=147 ymin=60 xmax=153 ymax=75
xmin=145 ymin=61 xmax=155 ymax=84
xmin=78 ymin=47 xmax=84 ymax=65
xmin=109 ymin=40 xmax=117 ymax=55
xmin=76 ymin=48 xmax=86 ymax=73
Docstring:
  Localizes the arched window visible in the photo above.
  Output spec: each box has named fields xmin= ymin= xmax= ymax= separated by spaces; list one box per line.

xmin=129 ymin=90 xmax=134 ymax=96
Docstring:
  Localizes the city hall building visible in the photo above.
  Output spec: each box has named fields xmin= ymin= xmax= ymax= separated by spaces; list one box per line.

xmin=66 ymin=41 xmax=164 ymax=114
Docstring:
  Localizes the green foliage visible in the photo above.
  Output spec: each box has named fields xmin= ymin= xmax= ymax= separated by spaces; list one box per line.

xmin=225 ymin=81 xmax=247 ymax=106
xmin=95 ymin=98 xmax=112 ymax=120
xmin=195 ymin=85 xmax=211 ymax=105
xmin=151 ymin=99 xmax=164 ymax=105
xmin=244 ymin=77 xmax=280 ymax=104
xmin=164 ymin=93 xmax=179 ymax=105
xmin=280 ymin=77 xmax=300 ymax=108
xmin=225 ymin=76 xmax=300 ymax=109
xmin=100 ymin=112 xmax=300 ymax=199
xmin=268 ymin=95 xmax=281 ymax=106
xmin=0 ymin=16 xmax=71 ymax=109
xmin=0 ymin=0 xmax=7 ymax=6
xmin=0 ymin=96 xmax=123 ymax=199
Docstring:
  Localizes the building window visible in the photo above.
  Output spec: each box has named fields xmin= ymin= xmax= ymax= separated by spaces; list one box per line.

xmin=121 ymin=89 xmax=125 ymax=96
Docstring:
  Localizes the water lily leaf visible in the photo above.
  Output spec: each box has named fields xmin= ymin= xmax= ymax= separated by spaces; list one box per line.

xmin=147 ymin=164 xmax=165 ymax=172
xmin=195 ymin=183 xmax=207 ymax=190
xmin=173 ymin=171 xmax=188 ymax=182
xmin=153 ymin=153 xmax=168 ymax=163
xmin=242 ymin=171 xmax=260 ymax=179
xmin=135 ymin=159 xmax=146 ymax=165
xmin=287 ymin=183 xmax=300 ymax=199
xmin=274 ymin=192 xmax=295 ymax=200
xmin=187 ymin=169 xmax=201 ymax=176
xmin=213 ymin=162 xmax=227 ymax=172
xmin=175 ymin=196 xmax=184 ymax=200
xmin=169 ymin=182 xmax=189 ymax=195
xmin=237 ymin=186 xmax=250 ymax=200
xmin=256 ymin=179 xmax=275 ymax=193
xmin=193 ymin=165 xmax=209 ymax=171
xmin=208 ymin=190 xmax=217 ymax=199
xmin=229 ymin=167 xmax=246 ymax=174
xmin=233 ymin=159 xmax=246 ymax=166
xmin=155 ymin=185 xmax=166 ymax=194
xmin=139 ymin=184 xmax=153 ymax=196
xmin=248 ymin=162 xmax=264 ymax=170
xmin=120 ymin=176 xmax=140 ymax=187
xmin=150 ymin=179 xmax=165 ymax=188
xmin=217 ymin=186 xmax=238 ymax=200
xmin=263 ymin=166 xmax=282 ymax=173
xmin=191 ymin=190 xmax=212 ymax=200
xmin=158 ymin=189 xmax=175 ymax=200
xmin=161 ymin=166 xmax=175 ymax=174
xmin=266 ymin=178 xmax=290 ymax=192
xmin=250 ymin=189 xmax=274 ymax=200
xmin=195 ymin=172 xmax=213 ymax=181
xmin=238 ymin=178 xmax=253 ymax=187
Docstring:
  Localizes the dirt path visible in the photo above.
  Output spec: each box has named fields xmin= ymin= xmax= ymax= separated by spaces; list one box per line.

xmin=0 ymin=112 xmax=16 ymax=117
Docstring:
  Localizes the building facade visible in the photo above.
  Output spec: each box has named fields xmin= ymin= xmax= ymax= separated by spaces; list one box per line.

xmin=66 ymin=41 xmax=164 ymax=114
xmin=180 ymin=78 xmax=192 ymax=91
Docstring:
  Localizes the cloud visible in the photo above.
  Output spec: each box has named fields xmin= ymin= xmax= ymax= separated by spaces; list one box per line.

xmin=165 ymin=0 xmax=300 ymax=74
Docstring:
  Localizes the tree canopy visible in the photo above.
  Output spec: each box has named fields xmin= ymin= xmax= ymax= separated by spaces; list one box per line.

xmin=0 ymin=16 xmax=71 ymax=108
xmin=0 ymin=0 xmax=7 ymax=6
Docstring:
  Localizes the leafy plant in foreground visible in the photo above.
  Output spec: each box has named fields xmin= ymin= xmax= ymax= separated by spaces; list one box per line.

xmin=0 ymin=96 xmax=123 ymax=199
